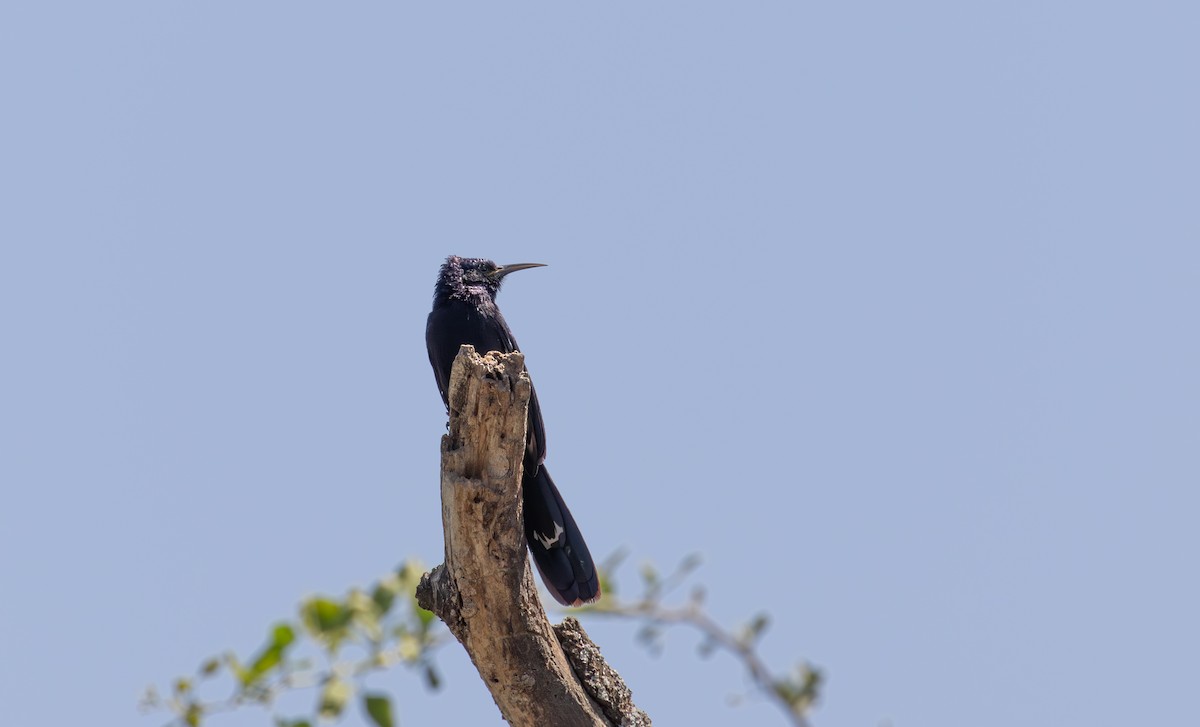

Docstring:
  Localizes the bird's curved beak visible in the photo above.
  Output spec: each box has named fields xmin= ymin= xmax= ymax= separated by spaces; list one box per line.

xmin=493 ymin=262 xmax=547 ymax=280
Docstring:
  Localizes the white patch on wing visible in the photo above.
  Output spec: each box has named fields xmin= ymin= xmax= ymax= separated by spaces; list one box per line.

xmin=533 ymin=522 xmax=565 ymax=550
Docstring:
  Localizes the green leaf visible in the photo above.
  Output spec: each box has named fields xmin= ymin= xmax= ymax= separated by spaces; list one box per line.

xmin=303 ymin=597 xmax=351 ymax=634
xmin=363 ymin=693 xmax=395 ymax=727
xmin=750 ymin=613 xmax=770 ymax=637
xmin=636 ymin=624 xmax=663 ymax=656
xmin=423 ymin=663 xmax=441 ymax=691
xmin=184 ymin=702 xmax=202 ymax=727
xmin=244 ymin=650 xmax=281 ymax=684
xmin=396 ymin=560 xmax=424 ymax=587
xmin=372 ymin=580 xmax=397 ymax=615
xmin=243 ymin=623 xmax=297 ymax=685
xmin=739 ymin=612 xmax=770 ymax=646
xmin=679 ymin=552 xmax=703 ymax=572
xmin=771 ymin=664 xmax=823 ymax=714
xmin=415 ymin=606 xmax=436 ymax=629
xmin=319 ymin=677 xmax=352 ymax=720
xmin=597 ymin=568 xmax=616 ymax=599
xmin=272 ymin=623 xmax=297 ymax=648
xmin=225 ymin=651 xmax=258 ymax=687
xmin=395 ymin=560 xmax=426 ymax=600
xmin=639 ymin=562 xmax=659 ymax=586
xmin=199 ymin=657 xmax=221 ymax=677
xmin=348 ymin=588 xmax=383 ymax=640
xmin=347 ymin=587 xmax=374 ymax=614
xmin=397 ymin=633 xmax=421 ymax=662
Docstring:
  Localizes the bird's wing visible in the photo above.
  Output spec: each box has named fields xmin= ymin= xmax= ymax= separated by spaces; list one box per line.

xmin=426 ymin=303 xmax=548 ymax=465
xmin=525 ymin=383 xmax=548 ymax=466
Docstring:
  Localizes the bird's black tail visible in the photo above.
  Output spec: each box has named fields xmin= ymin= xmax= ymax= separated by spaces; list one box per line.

xmin=522 ymin=463 xmax=600 ymax=606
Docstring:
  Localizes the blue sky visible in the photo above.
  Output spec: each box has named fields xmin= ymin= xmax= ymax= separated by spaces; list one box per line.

xmin=2 ymin=3 xmax=1198 ymax=726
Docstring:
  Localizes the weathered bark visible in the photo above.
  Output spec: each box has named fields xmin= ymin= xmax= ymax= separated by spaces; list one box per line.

xmin=416 ymin=346 xmax=648 ymax=727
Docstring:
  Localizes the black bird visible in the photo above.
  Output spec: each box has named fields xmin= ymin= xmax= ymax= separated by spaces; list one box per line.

xmin=426 ymin=255 xmax=600 ymax=606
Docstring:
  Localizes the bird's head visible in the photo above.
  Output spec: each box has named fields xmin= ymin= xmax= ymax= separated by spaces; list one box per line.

xmin=437 ymin=255 xmax=546 ymax=302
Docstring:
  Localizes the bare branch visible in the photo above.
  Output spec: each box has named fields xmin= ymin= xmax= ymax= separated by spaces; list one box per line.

xmin=583 ymin=556 xmax=820 ymax=727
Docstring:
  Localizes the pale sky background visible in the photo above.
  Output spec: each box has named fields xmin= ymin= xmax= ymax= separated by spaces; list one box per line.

xmin=2 ymin=3 xmax=1198 ymax=726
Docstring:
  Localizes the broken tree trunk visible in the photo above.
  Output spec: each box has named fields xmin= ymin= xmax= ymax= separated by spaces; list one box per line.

xmin=416 ymin=346 xmax=648 ymax=727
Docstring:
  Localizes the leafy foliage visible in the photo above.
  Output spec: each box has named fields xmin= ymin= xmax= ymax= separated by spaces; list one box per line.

xmin=144 ymin=554 xmax=821 ymax=726
xmin=141 ymin=561 xmax=441 ymax=727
